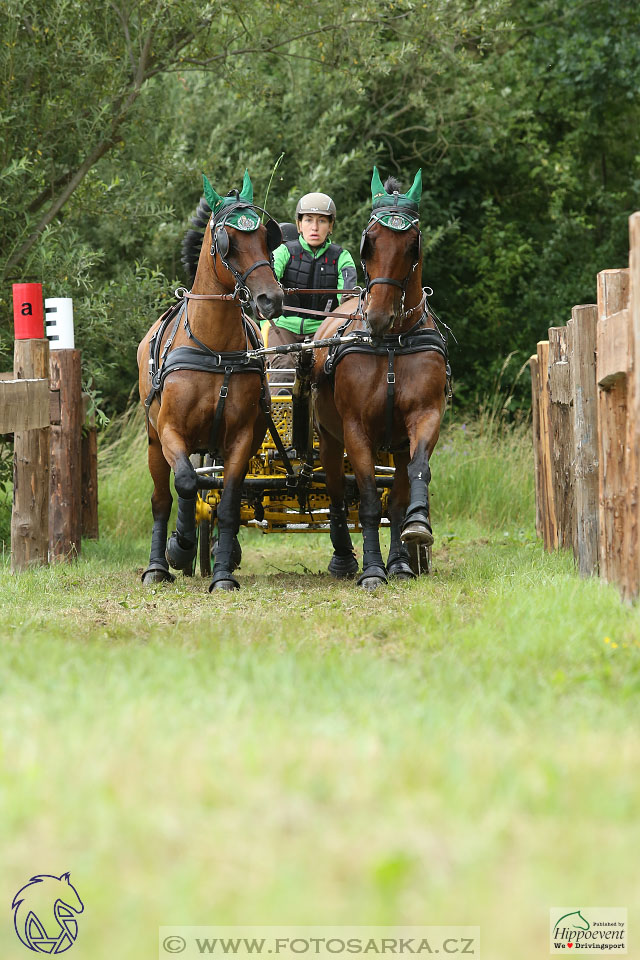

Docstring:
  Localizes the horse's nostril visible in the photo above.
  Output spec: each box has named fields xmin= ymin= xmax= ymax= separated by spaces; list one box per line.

xmin=256 ymin=292 xmax=283 ymax=321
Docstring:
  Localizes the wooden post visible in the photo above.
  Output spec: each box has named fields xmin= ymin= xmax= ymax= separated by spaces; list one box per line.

xmin=11 ymin=339 xmax=50 ymax=571
xmin=548 ymin=326 xmax=574 ymax=550
xmin=571 ymin=304 xmax=599 ymax=577
xmin=536 ymin=340 xmax=557 ymax=551
xmin=529 ymin=354 xmax=543 ymax=538
xmin=49 ymin=349 xmax=82 ymax=560
xmin=81 ymin=393 xmax=99 ymax=540
xmin=596 ymin=270 xmax=630 ymax=585
xmin=623 ymin=214 xmax=640 ymax=599
xmin=566 ymin=317 xmax=578 ymax=557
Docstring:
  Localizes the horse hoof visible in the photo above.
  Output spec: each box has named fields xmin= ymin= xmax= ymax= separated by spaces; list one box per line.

xmin=166 ymin=531 xmax=197 ymax=570
xmin=328 ymin=552 xmax=359 ymax=579
xmin=357 ymin=566 xmax=387 ymax=591
xmin=141 ymin=564 xmax=175 ymax=585
xmin=387 ymin=559 xmax=416 ymax=580
xmin=209 ymin=570 xmax=240 ymax=592
xmin=359 ymin=576 xmax=386 ymax=591
xmin=401 ymin=521 xmax=434 ymax=546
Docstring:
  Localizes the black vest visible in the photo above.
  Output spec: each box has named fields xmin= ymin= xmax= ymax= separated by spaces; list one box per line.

xmin=282 ymin=240 xmax=342 ymax=317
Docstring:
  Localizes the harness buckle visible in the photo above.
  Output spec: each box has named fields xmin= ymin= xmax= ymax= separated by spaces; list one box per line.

xmin=387 ymin=372 xmax=396 ymax=385
xmin=219 ymin=385 xmax=229 ymax=399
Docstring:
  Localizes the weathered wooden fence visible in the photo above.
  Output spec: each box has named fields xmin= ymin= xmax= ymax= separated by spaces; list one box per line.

xmin=3 ymin=284 xmax=98 ymax=572
xmin=531 ymin=211 xmax=640 ymax=599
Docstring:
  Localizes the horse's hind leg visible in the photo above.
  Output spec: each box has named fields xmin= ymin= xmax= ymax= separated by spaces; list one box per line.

xmin=386 ymin=452 xmax=415 ymax=579
xmin=142 ymin=426 xmax=176 ymax=584
xmin=318 ymin=426 xmax=358 ymax=578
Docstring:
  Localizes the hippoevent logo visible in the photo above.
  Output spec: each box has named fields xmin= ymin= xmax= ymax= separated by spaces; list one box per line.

xmin=12 ymin=873 xmax=84 ymax=954
xmin=550 ymin=908 xmax=627 ymax=953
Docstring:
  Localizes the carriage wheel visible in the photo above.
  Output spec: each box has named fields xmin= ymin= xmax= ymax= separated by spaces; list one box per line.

xmin=408 ymin=541 xmax=432 ymax=576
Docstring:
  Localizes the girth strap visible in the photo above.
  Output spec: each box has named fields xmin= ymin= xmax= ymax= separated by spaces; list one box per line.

xmin=209 ymin=366 xmax=233 ymax=456
xmin=386 ymin=350 xmax=396 ymax=450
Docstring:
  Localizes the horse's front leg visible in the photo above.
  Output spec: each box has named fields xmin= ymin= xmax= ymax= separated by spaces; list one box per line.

xmin=318 ymin=424 xmax=359 ymax=579
xmin=158 ymin=425 xmax=199 ymax=572
xmin=209 ymin=435 xmax=253 ymax=592
xmin=142 ymin=424 xmax=176 ymax=584
xmin=401 ymin=411 xmax=441 ymax=546
xmin=344 ymin=425 xmax=387 ymax=590
xmin=386 ymin=451 xmax=415 ymax=579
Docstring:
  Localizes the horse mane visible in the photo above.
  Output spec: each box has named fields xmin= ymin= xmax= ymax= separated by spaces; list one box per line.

xmin=181 ymin=195 xmax=212 ymax=285
xmin=383 ymin=175 xmax=403 ymax=194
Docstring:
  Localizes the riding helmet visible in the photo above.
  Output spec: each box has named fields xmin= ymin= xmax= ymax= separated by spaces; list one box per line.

xmin=295 ymin=193 xmax=336 ymax=220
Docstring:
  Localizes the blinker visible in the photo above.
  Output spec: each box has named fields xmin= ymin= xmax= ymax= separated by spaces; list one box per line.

xmin=266 ymin=218 xmax=283 ymax=253
xmin=214 ymin=226 xmax=230 ymax=259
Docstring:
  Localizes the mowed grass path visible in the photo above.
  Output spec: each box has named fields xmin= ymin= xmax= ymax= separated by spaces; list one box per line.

xmin=1 ymin=416 xmax=639 ymax=960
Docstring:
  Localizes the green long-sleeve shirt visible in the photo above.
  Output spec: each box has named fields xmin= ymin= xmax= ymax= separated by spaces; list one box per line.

xmin=270 ymin=236 xmax=357 ymax=335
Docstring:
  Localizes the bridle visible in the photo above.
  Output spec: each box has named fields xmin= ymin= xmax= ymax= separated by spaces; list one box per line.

xmin=208 ymin=194 xmax=283 ymax=303
xmin=360 ymin=205 xmax=422 ymax=313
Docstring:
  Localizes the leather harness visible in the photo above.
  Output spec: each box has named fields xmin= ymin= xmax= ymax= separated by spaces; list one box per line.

xmin=323 ymin=307 xmax=451 ymax=453
xmin=144 ymin=297 xmax=301 ymax=483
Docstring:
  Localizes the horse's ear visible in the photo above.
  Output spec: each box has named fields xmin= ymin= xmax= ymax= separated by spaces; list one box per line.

xmin=239 ymin=169 xmax=253 ymax=204
xmin=371 ymin=166 xmax=386 ymax=203
xmin=406 ymin=169 xmax=422 ymax=205
xmin=60 ymin=873 xmax=71 ymax=883
xmin=202 ymin=174 xmax=222 ymax=211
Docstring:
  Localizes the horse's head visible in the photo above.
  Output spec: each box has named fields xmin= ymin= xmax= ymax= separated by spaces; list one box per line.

xmin=361 ymin=167 xmax=423 ymax=337
xmin=201 ymin=170 xmax=283 ymax=320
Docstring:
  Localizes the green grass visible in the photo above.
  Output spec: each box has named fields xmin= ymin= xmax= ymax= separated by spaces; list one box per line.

xmin=0 ymin=412 xmax=638 ymax=960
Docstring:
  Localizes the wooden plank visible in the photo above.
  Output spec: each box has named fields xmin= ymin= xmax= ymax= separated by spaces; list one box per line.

xmin=49 ymin=349 xmax=83 ymax=561
xmin=597 ymin=308 xmax=629 ymax=388
xmin=11 ymin=339 xmax=50 ymax=571
xmin=549 ymin=359 xmax=572 ymax=404
xmin=529 ymin=355 xmax=543 ymax=538
xmin=597 ymin=270 xmax=630 ymax=585
xmin=571 ymin=304 xmax=599 ymax=577
xmin=536 ymin=340 xmax=557 ymax=551
xmin=624 ymin=215 xmax=640 ymax=599
xmin=0 ymin=378 xmax=50 ymax=432
xmin=548 ymin=326 xmax=574 ymax=551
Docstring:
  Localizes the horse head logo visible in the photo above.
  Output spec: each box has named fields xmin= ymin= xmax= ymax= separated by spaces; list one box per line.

xmin=12 ymin=873 xmax=84 ymax=954
xmin=554 ymin=909 xmax=590 ymax=932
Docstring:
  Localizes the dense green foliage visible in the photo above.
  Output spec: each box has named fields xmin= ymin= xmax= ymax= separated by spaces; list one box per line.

xmin=2 ymin=0 xmax=640 ymax=413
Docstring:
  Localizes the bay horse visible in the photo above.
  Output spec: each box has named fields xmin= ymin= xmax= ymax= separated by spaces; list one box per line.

xmin=312 ymin=168 xmax=449 ymax=589
xmin=137 ymin=171 xmax=283 ymax=590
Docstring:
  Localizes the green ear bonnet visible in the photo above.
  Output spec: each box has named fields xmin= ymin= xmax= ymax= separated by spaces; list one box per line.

xmin=202 ymin=169 xmax=260 ymax=230
xmin=370 ymin=166 xmax=422 ymax=231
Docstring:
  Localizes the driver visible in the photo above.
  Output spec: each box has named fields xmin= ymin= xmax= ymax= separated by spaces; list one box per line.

xmin=265 ymin=193 xmax=357 ymax=390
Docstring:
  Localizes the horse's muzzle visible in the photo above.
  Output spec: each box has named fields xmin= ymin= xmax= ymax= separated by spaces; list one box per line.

xmin=255 ymin=291 xmax=284 ymax=321
xmin=364 ymin=306 xmax=395 ymax=337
